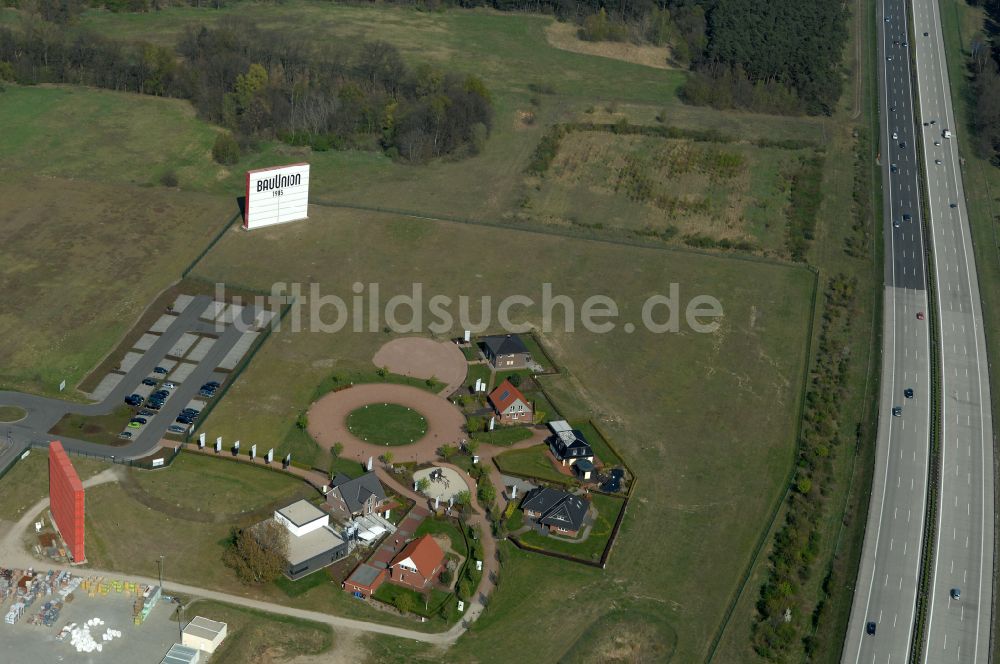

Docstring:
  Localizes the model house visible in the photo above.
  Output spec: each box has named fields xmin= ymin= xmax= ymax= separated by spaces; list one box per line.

xmin=488 ymin=379 xmax=533 ymax=424
xmin=481 ymin=334 xmax=531 ymax=369
xmin=327 ymin=471 xmax=387 ymax=518
xmin=520 ymin=487 xmax=589 ymax=537
xmin=389 ymin=534 xmax=445 ymax=590
xmin=547 ymin=420 xmax=595 ymax=467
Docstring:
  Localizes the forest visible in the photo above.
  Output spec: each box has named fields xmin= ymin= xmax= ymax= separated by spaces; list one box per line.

xmin=966 ymin=0 xmax=1000 ymax=165
xmin=0 ymin=11 xmax=494 ymax=162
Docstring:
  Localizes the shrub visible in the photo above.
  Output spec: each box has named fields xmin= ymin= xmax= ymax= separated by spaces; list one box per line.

xmin=212 ymin=132 xmax=241 ymax=165
xmin=159 ymin=170 xmax=179 ymax=187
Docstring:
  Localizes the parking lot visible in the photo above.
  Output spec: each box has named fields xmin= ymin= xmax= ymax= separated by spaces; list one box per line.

xmin=3 ymin=584 xmax=180 ymax=664
xmin=88 ymin=294 xmax=274 ymax=448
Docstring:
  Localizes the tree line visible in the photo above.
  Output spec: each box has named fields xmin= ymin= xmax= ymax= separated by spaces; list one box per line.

xmin=370 ymin=0 xmax=848 ymax=115
xmin=0 ymin=15 xmax=494 ymax=162
xmin=965 ymin=0 xmax=1000 ymax=165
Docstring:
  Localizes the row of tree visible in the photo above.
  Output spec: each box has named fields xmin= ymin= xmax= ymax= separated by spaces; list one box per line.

xmin=966 ymin=1 xmax=1000 ymax=166
xmin=0 ymin=16 xmax=494 ymax=162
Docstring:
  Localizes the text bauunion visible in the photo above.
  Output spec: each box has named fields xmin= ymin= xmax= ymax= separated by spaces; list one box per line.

xmin=256 ymin=172 xmax=302 ymax=192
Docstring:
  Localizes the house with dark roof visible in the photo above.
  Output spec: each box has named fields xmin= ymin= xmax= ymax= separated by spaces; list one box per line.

xmin=488 ymin=379 xmax=533 ymax=424
xmin=546 ymin=420 xmax=595 ymax=467
xmin=389 ymin=534 xmax=445 ymax=590
xmin=520 ymin=487 xmax=589 ymax=537
xmin=327 ymin=472 xmax=387 ymax=519
xmin=481 ymin=334 xmax=532 ymax=369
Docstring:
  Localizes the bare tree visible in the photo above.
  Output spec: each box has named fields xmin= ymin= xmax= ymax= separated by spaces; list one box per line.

xmin=223 ymin=520 xmax=289 ymax=584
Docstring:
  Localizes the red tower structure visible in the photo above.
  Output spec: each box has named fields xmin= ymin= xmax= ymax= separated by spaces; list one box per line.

xmin=48 ymin=441 xmax=85 ymax=562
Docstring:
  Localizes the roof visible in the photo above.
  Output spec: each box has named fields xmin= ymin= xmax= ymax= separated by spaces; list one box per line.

xmin=276 ymin=500 xmax=326 ymax=527
xmin=183 ymin=616 xmax=227 ymax=641
xmin=548 ymin=420 xmax=573 ymax=433
xmin=482 ymin=334 xmax=529 ymax=357
xmin=286 ymin=524 xmax=347 ymax=566
xmin=520 ymin=487 xmax=588 ymax=532
xmin=391 ymin=534 xmax=445 ymax=577
xmin=489 ymin=379 xmax=529 ymax=413
xmin=575 ymin=459 xmax=595 ymax=471
xmin=548 ymin=428 xmax=593 ymax=459
xmin=330 ymin=472 xmax=386 ymax=514
xmin=347 ymin=563 xmax=384 ymax=588
xmin=161 ymin=644 xmax=200 ymax=664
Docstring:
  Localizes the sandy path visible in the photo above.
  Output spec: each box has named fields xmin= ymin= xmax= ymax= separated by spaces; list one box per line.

xmin=371 ymin=337 xmax=468 ymax=396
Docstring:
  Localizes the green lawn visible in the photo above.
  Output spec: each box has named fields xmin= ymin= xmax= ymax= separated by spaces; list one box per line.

xmin=328 ymin=455 xmax=367 ymax=479
xmin=373 ymin=582 xmax=453 ymax=619
xmin=346 ymin=403 xmax=428 ymax=446
xmin=49 ymin=405 xmax=136 ymax=447
xmin=570 ymin=421 xmax=622 ymax=467
xmin=0 ymin=406 xmax=26 ymax=422
xmin=469 ymin=426 xmax=534 ymax=446
xmin=0 ymin=451 xmax=108 ymax=521
xmin=415 ymin=517 xmax=469 ymax=557
xmin=494 ymin=445 xmax=576 ymax=486
xmin=464 ymin=363 xmax=492 ymax=392
xmin=128 ymin=453 xmax=316 ymax=516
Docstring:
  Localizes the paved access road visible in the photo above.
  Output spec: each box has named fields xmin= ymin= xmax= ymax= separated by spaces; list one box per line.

xmin=911 ymin=0 xmax=995 ymax=660
xmin=843 ymin=0 xmax=933 ymax=661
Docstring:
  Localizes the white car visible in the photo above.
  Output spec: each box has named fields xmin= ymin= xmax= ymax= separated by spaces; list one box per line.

xmin=892 ymin=131 xmax=898 ymax=140
xmin=935 ymin=159 xmax=942 ymax=165
xmin=163 ymin=382 xmax=177 ymax=390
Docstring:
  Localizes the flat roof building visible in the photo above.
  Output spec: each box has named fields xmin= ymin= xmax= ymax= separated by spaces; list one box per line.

xmin=271 ymin=500 xmax=349 ymax=580
xmin=182 ymin=616 xmax=228 ymax=654
xmin=161 ymin=644 xmax=200 ymax=664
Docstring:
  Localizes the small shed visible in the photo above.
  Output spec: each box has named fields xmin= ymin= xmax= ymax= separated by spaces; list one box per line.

xmin=161 ymin=643 xmax=200 ymax=664
xmin=182 ymin=616 xmax=228 ymax=653
xmin=573 ymin=459 xmax=595 ymax=480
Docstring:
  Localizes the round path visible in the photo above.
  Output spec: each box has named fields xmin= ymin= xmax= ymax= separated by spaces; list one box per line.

xmin=372 ymin=337 xmax=467 ymax=395
xmin=307 ymin=384 xmax=467 ymax=463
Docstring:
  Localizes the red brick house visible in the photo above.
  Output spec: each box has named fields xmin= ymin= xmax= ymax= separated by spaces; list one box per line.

xmin=389 ymin=535 xmax=445 ymax=590
xmin=488 ymin=379 xmax=533 ymax=424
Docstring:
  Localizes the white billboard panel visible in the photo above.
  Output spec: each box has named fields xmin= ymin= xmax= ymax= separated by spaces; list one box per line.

xmin=244 ymin=163 xmax=310 ymax=230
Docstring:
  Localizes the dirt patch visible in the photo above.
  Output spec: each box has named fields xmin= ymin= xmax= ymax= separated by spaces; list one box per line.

xmin=372 ymin=337 xmax=467 ymax=395
xmin=544 ymin=20 xmax=676 ymax=71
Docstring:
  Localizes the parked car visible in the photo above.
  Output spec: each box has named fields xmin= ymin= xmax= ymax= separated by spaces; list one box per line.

xmin=125 ymin=394 xmax=143 ymax=406
xmin=118 ymin=431 xmax=133 ymax=440
xmin=141 ymin=378 xmax=157 ymax=386
xmin=127 ymin=421 xmax=143 ymax=429
xmin=138 ymin=409 xmax=155 ymax=417
xmin=167 ymin=425 xmax=187 ymax=434
xmin=130 ymin=417 xmax=148 ymax=425
xmin=153 ymin=366 xmax=168 ymax=374
xmin=163 ymin=382 xmax=177 ymax=390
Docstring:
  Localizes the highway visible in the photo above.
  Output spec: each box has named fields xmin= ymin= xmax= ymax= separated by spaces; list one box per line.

xmin=844 ymin=0 xmax=995 ymax=661
xmin=911 ymin=0 xmax=995 ymax=660
xmin=844 ymin=0 xmax=932 ymax=659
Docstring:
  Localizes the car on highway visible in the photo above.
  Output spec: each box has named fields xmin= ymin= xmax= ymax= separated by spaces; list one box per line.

xmin=867 ymin=621 xmax=877 ymax=635
xmin=950 ymin=202 xmax=958 ymax=208
xmin=934 ymin=140 xmax=941 ymax=146
xmin=899 ymin=141 xmax=906 ymax=148
xmin=141 ymin=378 xmax=157 ymax=386
xmin=917 ymin=311 xmax=925 ymax=320
xmin=924 ymin=31 xmax=929 ymax=36
xmin=892 ymin=131 xmax=898 ymax=140
xmin=930 ymin=119 xmax=936 ymax=125
xmin=891 ymin=163 xmax=898 ymax=172
xmin=893 ymin=219 xmax=900 ymax=228
xmin=904 ymin=388 xmax=914 ymax=399
xmin=935 ymin=159 xmax=942 ymax=165
xmin=153 ymin=366 xmax=168 ymax=374
xmin=951 ymin=588 xmax=961 ymax=600
xmin=890 ymin=105 xmax=896 ymax=112
xmin=903 ymin=213 xmax=912 ymax=222
xmin=892 ymin=406 xmax=902 ymax=417
xmin=887 ymin=55 xmax=893 ymax=61
xmin=118 ymin=431 xmax=132 ymax=440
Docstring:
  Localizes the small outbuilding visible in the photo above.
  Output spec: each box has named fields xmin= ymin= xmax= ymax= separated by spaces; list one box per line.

xmin=573 ymin=458 xmax=595 ymax=480
xmin=161 ymin=643 xmax=201 ymax=664
xmin=182 ymin=616 xmax=228 ymax=654
xmin=344 ymin=563 xmax=387 ymax=598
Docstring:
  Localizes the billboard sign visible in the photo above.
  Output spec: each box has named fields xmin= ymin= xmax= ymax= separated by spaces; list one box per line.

xmin=244 ymin=163 xmax=310 ymax=230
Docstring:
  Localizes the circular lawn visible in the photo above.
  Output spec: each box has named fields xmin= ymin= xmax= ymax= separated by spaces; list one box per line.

xmin=346 ymin=403 xmax=428 ymax=446
xmin=0 ymin=406 xmax=26 ymax=422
